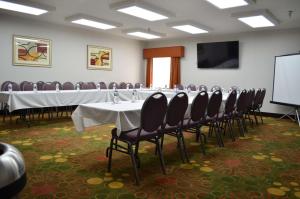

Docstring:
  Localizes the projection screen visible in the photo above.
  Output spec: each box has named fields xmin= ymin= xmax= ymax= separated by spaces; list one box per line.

xmin=272 ymin=53 xmax=300 ymax=107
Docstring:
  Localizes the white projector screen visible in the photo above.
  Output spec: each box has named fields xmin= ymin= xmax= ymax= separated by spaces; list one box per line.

xmin=272 ymin=53 xmax=300 ymax=106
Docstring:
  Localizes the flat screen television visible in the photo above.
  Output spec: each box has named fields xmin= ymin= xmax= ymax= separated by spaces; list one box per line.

xmin=197 ymin=41 xmax=239 ymax=69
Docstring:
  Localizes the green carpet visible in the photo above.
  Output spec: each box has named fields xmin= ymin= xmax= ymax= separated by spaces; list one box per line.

xmin=1 ymin=117 xmax=300 ymax=199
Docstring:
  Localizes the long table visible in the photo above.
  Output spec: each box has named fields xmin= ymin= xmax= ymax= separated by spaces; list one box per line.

xmin=71 ymin=92 xmax=229 ymax=135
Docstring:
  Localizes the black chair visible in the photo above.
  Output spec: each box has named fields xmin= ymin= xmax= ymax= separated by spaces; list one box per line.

xmin=182 ymin=91 xmax=209 ymax=155
xmin=175 ymin=84 xmax=184 ymax=90
xmin=187 ymin=84 xmax=197 ymax=91
xmin=62 ymin=82 xmax=74 ymax=90
xmin=87 ymin=82 xmax=96 ymax=89
xmin=99 ymin=82 xmax=107 ymax=89
xmin=108 ymin=82 xmax=118 ymax=89
xmin=161 ymin=92 xmax=189 ymax=163
xmin=234 ymin=89 xmax=248 ymax=137
xmin=106 ymin=92 xmax=168 ymax=185
xmin=1 ymin=82 xmax=20 ymax=122
xmin=22 ymin=82 xmax=34 ymax=91
xmin=127 ymin=83 xmax=134 ymax=89
xmin=1 ymin=81 xmax=12 ymax=91
xmin=251 ymin=88 xmax=266 ymax=124
xmin=210 ymin=85 xmax=221 ymax=92
xmin=119 ymin=82 xmax=127 ymax=89
xmin=245 ymin=88 xmax=256 ymax=127
xmin=134 ymin=83 xmax=142 ymax=89
xmin=220 ymin=90 xmax=237 ymax=141
xmin=206 ymin=90 xmax=224 ymax=147
xmin=230 ymin=86 xmax=240 ymax=93
xmin=52 ymin=81 xmax=62 ymax=90
xmin=199 ymin=85 xmax=208 ymax=91
xmin=36 ymin=81 xmax=45 ymax=91
xmin=20 ymin=81 xmax=30 ymax=91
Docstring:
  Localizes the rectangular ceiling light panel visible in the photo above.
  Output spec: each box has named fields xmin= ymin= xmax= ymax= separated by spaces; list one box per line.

xmin=118 ymin=6 xmax=168 ymax=21
xmin=205 ymin=0 xmax=253 ymax=9
xmin=172 ymin=25 xmax=208 ymax=34
xmin=238 ymin=15 xmax=275 ymax=28
xmin=0 ymin=0 xmax=48 ymax=15
xmin=127 ymin=31 xmax=160 ymax=39
xmin=72 ymin=19 xmax=116 ymax=30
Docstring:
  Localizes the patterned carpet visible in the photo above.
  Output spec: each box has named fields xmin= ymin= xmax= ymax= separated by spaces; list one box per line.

xmin=0 ymin=116 xmax=300 ymax=199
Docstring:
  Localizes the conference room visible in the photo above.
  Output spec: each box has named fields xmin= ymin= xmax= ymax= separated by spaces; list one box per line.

xmin=1 ymin=0 xmax=300 ymax=198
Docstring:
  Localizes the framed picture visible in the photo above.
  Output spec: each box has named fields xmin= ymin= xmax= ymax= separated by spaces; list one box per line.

xmin=87 ymin=45 xmax=112 ymax=70
xmin=13 ymin=35 xmax=52 ymax=67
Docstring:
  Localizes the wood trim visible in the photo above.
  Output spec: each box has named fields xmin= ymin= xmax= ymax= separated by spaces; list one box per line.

xmin=143 ymin=46 xmax=184 ymax=58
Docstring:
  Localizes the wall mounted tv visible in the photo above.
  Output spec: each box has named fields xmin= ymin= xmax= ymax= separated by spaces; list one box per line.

xmin=197 ymin=41 xmax=239 ymax=69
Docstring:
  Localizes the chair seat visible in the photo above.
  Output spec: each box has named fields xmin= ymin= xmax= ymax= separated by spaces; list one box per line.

xmin=111 ymin=128 xmax=160 ymax=142
xmin=163 ymin=124 xmax=179 ymax=133
xmin=182 ymin=118 xmax=201 ymax=129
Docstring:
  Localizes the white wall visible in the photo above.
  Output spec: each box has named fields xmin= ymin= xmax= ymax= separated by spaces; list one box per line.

xmin=145 ymin=28 xmax=300 ymax=114
xmin=0 ymin=15 xmax=144 ymax=85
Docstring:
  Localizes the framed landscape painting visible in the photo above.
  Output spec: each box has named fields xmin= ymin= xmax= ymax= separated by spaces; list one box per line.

xmin=87 ymin=45 xmax=112 ymax=70
xmin=13 ymin=35 xmax=52 ymax=67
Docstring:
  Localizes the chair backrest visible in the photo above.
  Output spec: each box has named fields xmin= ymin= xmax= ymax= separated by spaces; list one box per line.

xmin=225 ymin=90 xmax=237 ymax=114
xmin=187 ymin=84 xmax=197 ymax=91
xmin=52 ymin=81 xmax=62 ymax=89
xmin=140 ymin=92 xmax=168 ymax=133
xmin=199 ymin=85 xmax=208 ymax=92
xmin=127 ymin=83 xmax=133 ymax=89
xmin=99 ymin=82 xmax=107 ymax=89
xmin=20 ymin=81 xmax=29 ymax=91
xmin=108 ymin=82 xmax=118 ymax=89
xmin=210 ymin=85 xmax=221 ymax=92
xmin=36 ymin=81 xmax=45 ymax=91
xmin=176 ymin=84 xmax=184 ymax=90
xmin=119 ymin=82 xmax=127 ymax=89
xmin=2 ymin=81 xmax=20 ymax=91
xmin=207 ymin=90 xmax=222 ymax=118
xmin=190 ymin=91 xmax=209 ymax=122
xmin=1 ymin=81 xmax=12 ymax=91
xmin=236 ymin=89 xmax=248 ymax=113
xmin=166 ymin=92 xmax=188 ymax=126
xmin=42 ymin=82 xmax=56 ymax=90
xmin=134 ymin=83 xmax=142 ymax=89
xmin=62 ymin=82 xmax=74 ymax=90
xmin=23 ymin=82 xmax=34 ymax=91
xmin=80 ymin=83 xmax=89 ymax=90
xmin=258 ymin=88 xmax=266 ymax=107
xmin=247 ymin=88 xmax=256 ymax=108
xmin=253 ymin=89 xmax=262 ymax=107
xmin=87 ymin=82 xmax=96 ymax=89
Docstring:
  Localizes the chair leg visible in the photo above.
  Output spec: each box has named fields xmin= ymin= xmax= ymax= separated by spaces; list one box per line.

xmin=253 ymin=110 xmax=258 ymax=125
xmin=197 ymin=128 xmax=206 ymax=155
xmin=228 ymin=119 xmax=235 ymax=142
xmin=216 ymin=122 xmax=224 ymax=147
xmin=129 ymin=144 xmax=140 ymax=185
xmin=258 ymin=108 xmax=263 ymax=124
xmin=179 ymin=130 xmax=190 ymax=162
xmin=176 ymin=132 xmax=186 ymax=163
xmin=107 ymin=138 xmax=114 ymax=172
xmin=155 ymin=138 xmax=166 ymax=175
xmin=242 ymin=116 xmax=248 ymax=132
xmin=134 ymin=142 xmax=141 ymax=168
xmin=237 ymin=118 xmax=245 ymax=137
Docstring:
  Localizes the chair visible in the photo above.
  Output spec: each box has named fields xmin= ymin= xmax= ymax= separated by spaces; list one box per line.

xmin=1 ymin=81 xmax=12 ymax=91
xmin=20 ymin=82 xmax=34 ymax=120
xmin=107 ymin=92 xmax=168 ymax=185
xmin=134 ymin=83 xmax=142 ymax=89
xmin=244 ymin=89 xmax=256 ymax=126
xmin=62 ymin=82 xmax=74 ymax=90
xmin=219 ymin=90 xmax=237 ymax=141
xmin=20 ymin=81 xmax=30 ymax=91
xmin=182 ymin=91 xmax=209 ymax=155
xmin=127 ymin=83 xmax=134 ymax=89
xmin=1 ymin=82 xmax=20 ymax=122
xmin=52 ymin=81 xmax=62 ymax=90
xmin=119 ymin=82 xmax=127 ymax=89
xmin=230 ymin=86 xmax=240 ymax=93
xmin=87 ymin=82 xmax=96 ymax=89
xmin=251 ymin=88 xmax=266 ymax=124
xmin=175 ymin=84 xmax=184 ymax=90
xmin=161 ymin=92 xmax=189 ymax=163
xmin=206 ymin=90 xmax=224 ymax=147
xmin=99 ymin=82 xmax=107 ymax=89
xmin=234 ymin=89 xmax=248 ymax=137
xmin=108 ymin=82 xmax=118 ymax=89
xmin=187 ymin=84 xmax=197 ymax=91
xmin=79 ymin=83 xmax=90 ymax=90
xmin=199 ymin=85 xmax=208 ymax=91
xmin=210 ymin=85 xmax=222 ymax=92
xmin=22 ymin=82 xmax=33 ymax=91
xmin=42 ymin=82 xmax=56 ymax=90
xmin=36 ymin=81 xmax=45 ymax=91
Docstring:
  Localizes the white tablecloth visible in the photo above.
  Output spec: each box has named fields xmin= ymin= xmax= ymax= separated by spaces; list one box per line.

xmin=71 ymin=92 xmax=229 ymax=135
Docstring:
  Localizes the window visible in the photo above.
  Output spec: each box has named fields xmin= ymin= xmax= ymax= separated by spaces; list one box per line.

xmin=152 ymin=57 xmax=171 ymax=88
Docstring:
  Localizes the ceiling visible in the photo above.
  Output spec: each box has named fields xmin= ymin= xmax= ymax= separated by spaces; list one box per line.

xmin=2 ymin=0 xmax=300 ymax=40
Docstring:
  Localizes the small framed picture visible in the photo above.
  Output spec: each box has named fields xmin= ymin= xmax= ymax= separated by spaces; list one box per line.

xmin=13 ymin=35 xmax=52 ymax=67
xmin=87 ymin=45 xmax=112 ymax=70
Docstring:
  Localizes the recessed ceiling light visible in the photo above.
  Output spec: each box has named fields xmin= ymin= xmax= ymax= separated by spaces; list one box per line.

xmin=0 ymin=0 xmax=53 ymax=15
xmin=110 ymin=0 xmax=174 ymax=21
xmin=205 ymin=0 xmax=254 ymax=9
xmin=66 ymin=14 xmax=122 ymax=30
xmin=167 ymin=21 xmax=211 ymax=34
xmin=232 ymin=9 xmax=279 ymax=28
xmin=123 ymin=28 xmax=165 ymax=39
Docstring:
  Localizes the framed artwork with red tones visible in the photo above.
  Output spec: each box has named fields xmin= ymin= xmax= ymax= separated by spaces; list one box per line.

xmin=13 ymin=35 xmax=52 ymax=67
xmin=87 ymin=45 xmax=112 ymax=70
